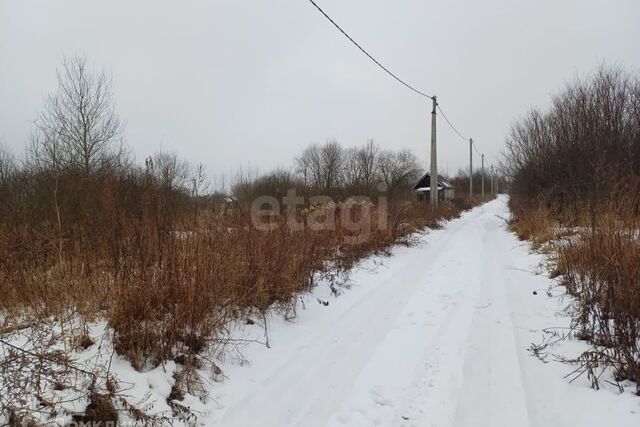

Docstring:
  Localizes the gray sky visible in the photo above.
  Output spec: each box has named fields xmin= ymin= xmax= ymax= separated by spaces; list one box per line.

xmin=1 ymin=0 xmax=639 ymax=185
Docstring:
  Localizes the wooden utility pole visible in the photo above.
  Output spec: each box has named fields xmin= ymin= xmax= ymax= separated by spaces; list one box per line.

xmin=469 ymin=139 xmax=473 ymax=201
xmin=430 ymin=96 xmax=438 ymax=207
xmin=481 ymin=153 xmax=485 ymax=198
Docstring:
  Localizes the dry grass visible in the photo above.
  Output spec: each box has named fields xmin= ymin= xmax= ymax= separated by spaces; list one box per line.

xmin=510 ymin=193 xmax=640 ymax=394
xmin=0 ymin=191 xmax=470 ymax=370
xmin=0 ymin=160 xmax=482 ymax=421
xmin=0 ymin=155 xmax=482 ymax=421
xmin=556 ymin=207 xmax=640 ymax=392
xmin=508 ymin=197 xmax=558 ymax=250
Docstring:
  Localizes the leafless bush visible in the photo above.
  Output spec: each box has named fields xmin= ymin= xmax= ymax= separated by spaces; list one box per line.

xmin=449 ymin=167 xmax=503 ymax=199
xmin=555 ymin=188 xmax=640 ymax=394
xmin=377 ymin=149 xmax=422 ymax=198
xmin=503 ymin=66 xmax=640 ymax=219
xmin=0 ymin=324 xmax=97 ymax=423
xmin=504 ymin=65 xmax=640 ymax=394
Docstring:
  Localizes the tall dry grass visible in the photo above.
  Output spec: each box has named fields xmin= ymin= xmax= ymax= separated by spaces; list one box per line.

xmin=508 ymin=177 xmax=640 ymax=395
xmin=0 ymin=173 xmax=468 ymax=371
xmin=1 ymin=168 xmax=482 ymax=422
xmin=556 ymin=193 xmax=640 ymax=391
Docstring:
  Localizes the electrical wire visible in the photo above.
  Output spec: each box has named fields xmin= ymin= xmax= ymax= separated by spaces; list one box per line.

xmin=438 ymin=105 xmax=485 ymax=158
xmin=436 ymin=104 xmax=469 ymax=142
xmin=305 ymin=0 xmax=483 ymax=157
xmin=473 ymin=141 xmax=481 ymax=156
xmin=306 ymin=0 xmax=433 ymax=99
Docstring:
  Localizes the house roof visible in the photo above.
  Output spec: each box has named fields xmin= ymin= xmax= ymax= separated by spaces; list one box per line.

xmin=413 ymin=173 xmax=454 ymax=191
xmin=415 ymin=186 xmax=444 ymax=192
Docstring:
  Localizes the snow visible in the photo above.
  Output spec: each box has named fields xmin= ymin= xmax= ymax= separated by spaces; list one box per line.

xmin=201 ymin=195 xmax=640 ymax=426
xmin=3 ymin=196 xmax=639 ymax=425
xmin=415 ymin=186 xmax=444 ymax=192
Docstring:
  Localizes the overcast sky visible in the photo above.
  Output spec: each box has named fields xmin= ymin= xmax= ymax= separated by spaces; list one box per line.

xmin=1 ymin=0 xmax=639 ymax=186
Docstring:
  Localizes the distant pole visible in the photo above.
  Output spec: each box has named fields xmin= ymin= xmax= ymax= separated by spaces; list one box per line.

xmin=430 ymin=96 xmax=438 ymax=207
xmin=469 ymin=139 xmax=473 ymax=201
xmin=481 ymin=154 xmax=485 ymax=198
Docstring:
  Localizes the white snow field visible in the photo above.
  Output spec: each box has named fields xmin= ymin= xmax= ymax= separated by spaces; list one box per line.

xmin=203 ymin=195 xmax=639 ymax=427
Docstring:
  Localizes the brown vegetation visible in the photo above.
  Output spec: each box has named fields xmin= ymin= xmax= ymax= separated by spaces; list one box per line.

xmin=0 ymin=56 xmax=481 ymax=421
xmin=503 ymin=66 xmax=640 ymax=393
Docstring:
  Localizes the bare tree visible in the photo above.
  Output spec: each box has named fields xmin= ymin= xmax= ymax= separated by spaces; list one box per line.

xmin=295 ymin=140 xmax=420 ymax=198
xmin=33 ymin=56 xmax=125 ymax=175
xmin=295 ymin=140 xmax=343 ymax=191
xmin=319 ymin=140 xmax=343 ymax=192
xmin=26 ymin=131 xmax=65 ymax=173
xmin=295 ymin=144 xmax=322 ymax=187
xmin=294 ymin=146 xmax=311 ymax=186
xmin=191 ymin=163 xmax=210 ymax=197
xmin=341 ymin=140 xmax=381 ymax=195
xmin=356 ymin=139 xmax=380 ymax=193
xmin=342 ymin=147 xmax=360 ymax=189
xmin=377 ymin=149 xmax=422 ymax=196
xmin=152 ymin=150 xmax=191 ymax=192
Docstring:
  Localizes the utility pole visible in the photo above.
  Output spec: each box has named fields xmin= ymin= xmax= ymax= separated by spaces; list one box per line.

xmin=430 ymin=96 xmax=438 ymax=207
xmin=481 ymin=153 xmax=485 ymax=198
xmin=469 ymin=139 xmax=473 ymax=201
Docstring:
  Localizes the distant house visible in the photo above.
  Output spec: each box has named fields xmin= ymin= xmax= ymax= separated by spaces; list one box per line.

xmin=413 ymin=173 xmax=455 ymax=202
xmin=220 ymin=196 xmax=237 ymax=214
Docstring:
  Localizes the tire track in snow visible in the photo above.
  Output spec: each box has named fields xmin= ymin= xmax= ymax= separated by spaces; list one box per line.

xmin=452 ymin=212 xmax=530 ymax=427
xmin=215 ymin=206 xmax=488 ymax=426
xmin=208 ymin=197 xmax=640 ymax=427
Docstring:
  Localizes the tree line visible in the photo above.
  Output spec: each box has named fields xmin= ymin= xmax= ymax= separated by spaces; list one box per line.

xmin=232 ymin=139 xmax=424 ymax=204
xmin=502 ymin=66 xmax=640 ymax=216
xmin=0 ymin=56 xmax=436 ymax=235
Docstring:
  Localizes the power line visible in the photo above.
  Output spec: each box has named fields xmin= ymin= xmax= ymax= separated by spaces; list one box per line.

xmin=436 ymin=104 xmax=468 ymax=142
xmin=438 ymin=104 xmax=485 ymax=157
xmin=306 ymin=0 xmax=483 ymax=165
xmin=473 ymin=140 xmax=481 ymax=156
xmin=306 ymin=0 xmax=433 ymax=99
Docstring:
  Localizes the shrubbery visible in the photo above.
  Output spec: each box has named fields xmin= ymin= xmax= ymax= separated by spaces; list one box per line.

xmin=503 ymin=66 xmax=640 ymax=393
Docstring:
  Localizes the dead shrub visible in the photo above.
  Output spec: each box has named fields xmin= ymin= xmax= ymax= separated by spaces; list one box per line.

xmin=556 ymin=206 xmax=640 ymax=393
xmin=72 ymin=393 xmax=118 ymax=424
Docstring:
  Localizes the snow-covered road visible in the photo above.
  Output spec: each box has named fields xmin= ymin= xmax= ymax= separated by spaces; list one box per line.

xmin=206 ymin=196 xmax=639 ymax=426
